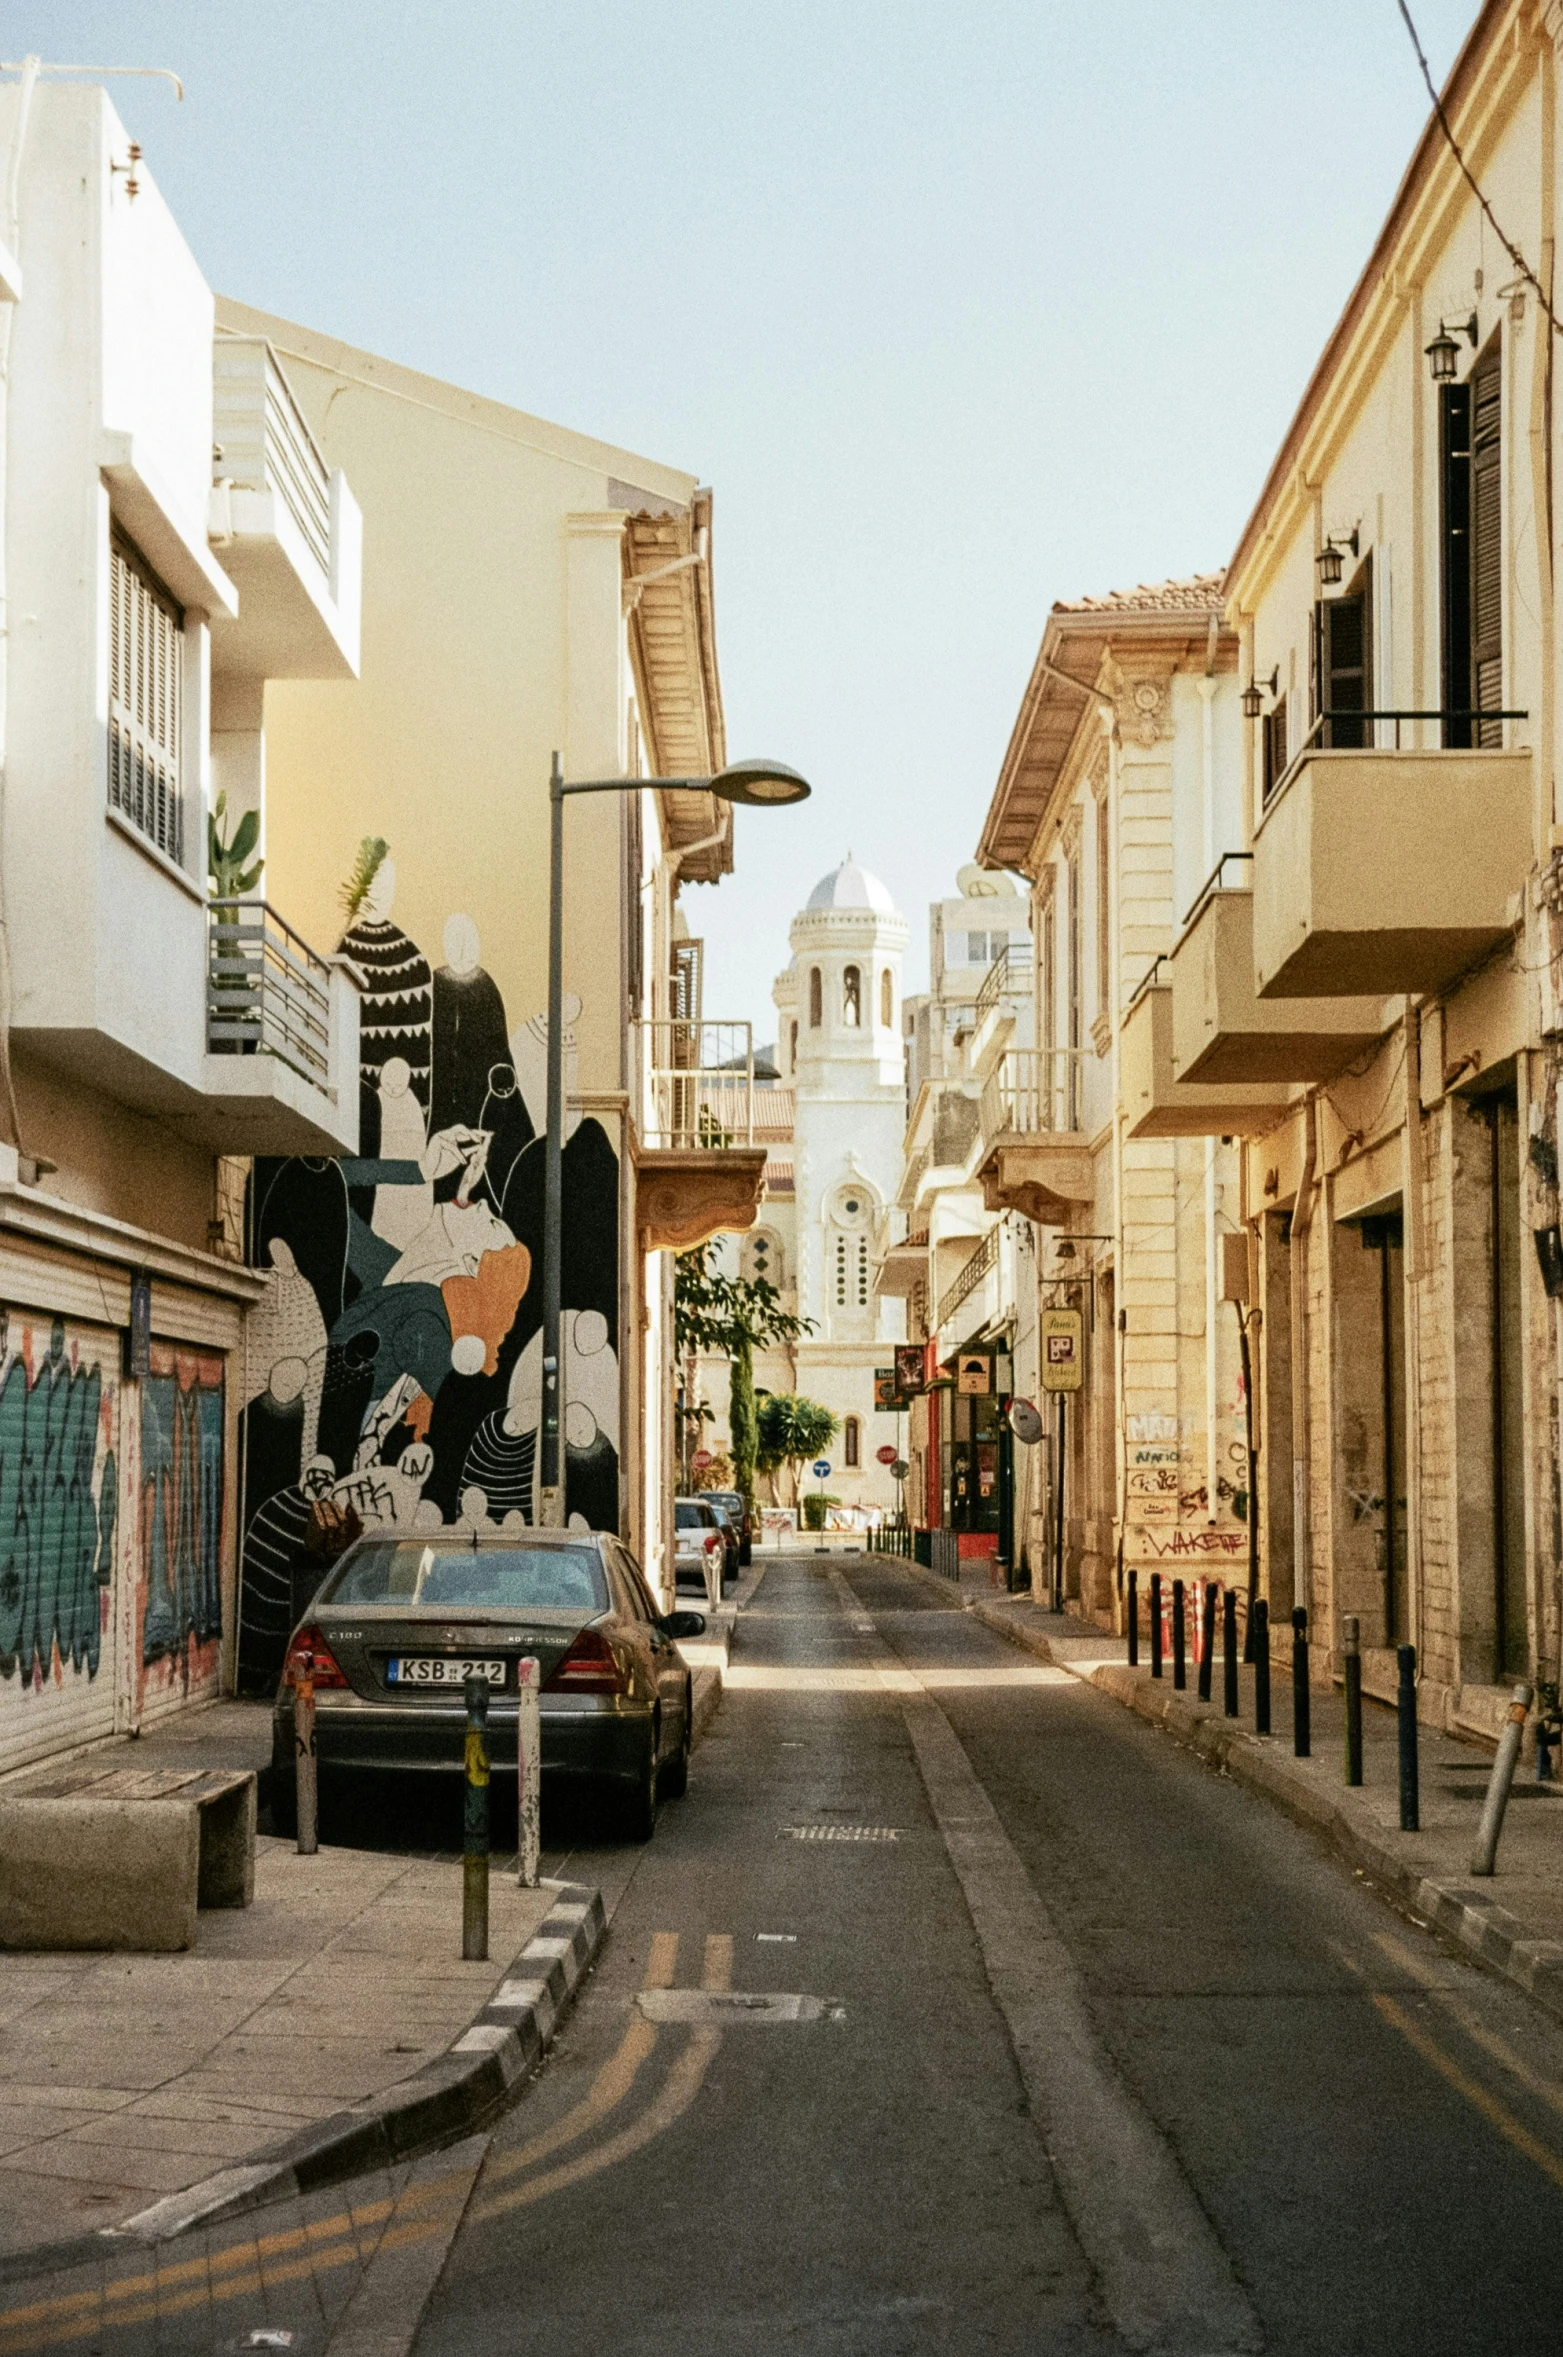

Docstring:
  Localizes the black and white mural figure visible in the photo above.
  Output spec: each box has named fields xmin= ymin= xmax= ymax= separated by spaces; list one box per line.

xmin=238 ymin=865 xmax=620 ymax=1688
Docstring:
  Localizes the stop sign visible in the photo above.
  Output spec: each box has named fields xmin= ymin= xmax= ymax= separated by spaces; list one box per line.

xmin=692 ymin=1450 xmax=713 ymax=1470
xmin=876 ymin=1445 xmax=898 ymax=1466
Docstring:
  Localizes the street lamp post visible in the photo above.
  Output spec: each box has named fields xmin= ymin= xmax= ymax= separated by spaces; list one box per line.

xmin=539 ymin=755 xmax=810 ymax=1528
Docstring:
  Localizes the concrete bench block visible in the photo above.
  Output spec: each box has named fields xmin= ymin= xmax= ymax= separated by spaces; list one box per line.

xmin=0 ymin=1798 xmax=201 ymax=1951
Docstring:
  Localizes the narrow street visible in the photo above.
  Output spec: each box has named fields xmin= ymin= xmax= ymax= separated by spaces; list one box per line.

xmin=418 ymin=1552 xmax=1563 ymax=2356
xmin=8 ymin=1550 xmax=1563 ymax=2356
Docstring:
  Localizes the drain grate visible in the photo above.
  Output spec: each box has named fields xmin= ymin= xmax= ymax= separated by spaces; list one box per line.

xmin=780 ymin=1823 xmax=901 ymax=1843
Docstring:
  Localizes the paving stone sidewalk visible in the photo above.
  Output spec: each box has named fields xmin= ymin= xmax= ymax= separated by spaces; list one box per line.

xmin=0 ymin=1832 xmax=558 ymax=2260
xmin=898 ymin=1552 xmax=1563 ymax=2024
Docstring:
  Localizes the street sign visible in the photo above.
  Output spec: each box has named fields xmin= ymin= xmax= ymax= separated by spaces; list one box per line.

xmin=873 ymin=1367 xmax=907 ymax=1411
xmin=812 ymin=1459 xmax=832 ymax=1479
xmin=692 ymin=1449 xmax=713 ymax=1470
xmin=890 ymin=1458 xmax=909 ymax=1481
xmin=1041 ymin=1308 xmax=1083 ymax=1393
xmin=956 ymin=1352 xmax=990 ymax=1395
xmin=893 ymin=1342 xmax=927 ymax=1397
xmin=1008 ymin=1397 xmax=1044 ymax=1445
xmin=876 ymin=1444 xmax=898 ymax=1466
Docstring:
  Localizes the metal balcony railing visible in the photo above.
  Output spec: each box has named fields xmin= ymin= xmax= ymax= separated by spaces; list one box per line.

xmin=213 ymin=337 xmax=333 ymax=577
xmin=635 ymin=1020 xmax=754 ymax=1149
xmin=974 ymin=940 xmax=1034 ymax=1026
xmin=937 ymin=1224 xmax=999 ymax=1331
xmin=981 ymin=1046 xmax=1085 ymax=1139
xmin=1264 ymin=706 xmax=1530 ymax=806
xmin=207 ymin=901 xmax=333 ymax=1086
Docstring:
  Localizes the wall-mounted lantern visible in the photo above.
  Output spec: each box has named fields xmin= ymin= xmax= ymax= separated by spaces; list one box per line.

xmin=1240 ymin=667 xmax=1279 ymax=720
xmin=1425 ymin=310 xmax=1478 ymax=382
xmin=1316 ymin=528 xmax=1359 ymax=588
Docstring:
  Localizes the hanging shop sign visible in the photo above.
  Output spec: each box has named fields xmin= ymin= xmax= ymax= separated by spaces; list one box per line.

xmin=1040 ymin=1309 xmax=1083 ymax=1393
xmin=893 ymin=1343 xmax=928 ymax=1397
xmin=956 ymin=1352 xmax=991 ymax=1395
xmin=874 ymin=1367 xmax=908 ymax=1411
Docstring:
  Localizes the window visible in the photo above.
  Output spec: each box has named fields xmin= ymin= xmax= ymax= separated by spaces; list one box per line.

xmin=1262 ymin=695 xmax=1289 ymax=804
xmin=789 ymin=1019 xmax=799 ymax=1067
xmin=832 ymin=1230 xmax=869 ymax=1310
xmin=880 ymin=967 xmax=893 ymax=1028
xmin=743 ymin=1228 xmax=782 ymax=1288
xmin=1441 ymin=339 xmax=1503 ymax=748
xmin=843 ymin=964 xmax=862 ymax=1026
xmin=1095 ymin=791 xmax=1111 ymax=1016
xmin=1313 ymin=556 xmax=1372 ymax=750
xmin=1041 ymin=890 xmax=1057 ymax=1049
xmin=965 ymin=931 xmax=989 ymax=964
xmin=108 ymin=531 xmax=184 ymax=865
xmin=809 ymin=966 xmax=823 ymax=1027
xmin=843 ymin=1416 xmax=860 ymax=1468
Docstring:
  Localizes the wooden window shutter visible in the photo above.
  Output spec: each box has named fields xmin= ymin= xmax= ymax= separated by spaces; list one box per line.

xmin=1262 ymin=694 xmax=1288 ymax=804
xmin=1440 ymin=380 xmax=1473 ymax=742
xmin=1471 ymin=340 xmax=1503 ymax=747
xmin=1095 ymin=791 xmax=1111 ymax=1015
xmin=1315 ymin=556 xmax=1372 ymax=750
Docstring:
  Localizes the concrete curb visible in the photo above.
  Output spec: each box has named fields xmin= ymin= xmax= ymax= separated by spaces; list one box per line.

xmin=0 ymin=1879 xmax=605 ymax=2287
xmin=886 ymin=1555 xmax=1563 ymax=2033
xmin=690 ymin=1663 xmax=725 ymax=1747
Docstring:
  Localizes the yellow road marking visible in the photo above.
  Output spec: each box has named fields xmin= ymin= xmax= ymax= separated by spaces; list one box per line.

xmin=483 ymin=1932 xmax=677 ymax=2187
xmin=1372 ymin=1929 xmax=1563 ymax=2125
xmin=472 ymin=1930 xmax=734 ymax=2224
xmin=1372 ymin=1992 xmax=1563 ymax=2194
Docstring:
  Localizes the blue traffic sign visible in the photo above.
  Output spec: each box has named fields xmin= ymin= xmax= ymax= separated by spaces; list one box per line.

xmin=812 ymin=1459 xmax=832 ymax=1479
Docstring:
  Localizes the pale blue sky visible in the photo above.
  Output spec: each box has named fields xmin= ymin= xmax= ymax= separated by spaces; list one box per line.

xmin=19 ymin=1 xmax=1476 ymax=1029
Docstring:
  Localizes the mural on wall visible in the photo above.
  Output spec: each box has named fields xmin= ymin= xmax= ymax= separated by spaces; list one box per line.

xmin=139 ymin=1342 xmax=225 ymax=1672
xmin=0 ymin=1317 xmax=117 ymax=1690
xmin=238 ymin=855 xmax=620 ymax=1694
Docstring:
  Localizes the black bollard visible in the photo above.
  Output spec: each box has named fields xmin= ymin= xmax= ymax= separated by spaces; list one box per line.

xmin=1253 ymin=1598 xmax=1271 ymax=1735
xmin=1291 ymin=1607 xmax=1311 ymax=1758
xmin=1150 ymin=1572 xmax=1163 ymax=1679
xmin=1172 ymin=1579 xmax=1187 ymax=1690
xmin=1343 ymin=1613 xmax=1363 ymax=1786
xmin=1198 ymin=1581 xmax=1216 ymax=1703
xmin=1223 ymin=1587 xmax=1239 ymax=1717
xmin=462 ymin=1672 xmax=491 ymax=1961
xmin=1127 ymin=1568 xmax=1139 ymax=1668
xmin=1397 ymin=1642 xmax=1419 ymax=1832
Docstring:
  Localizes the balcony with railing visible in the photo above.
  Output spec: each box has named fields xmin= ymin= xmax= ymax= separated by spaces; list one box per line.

xmin=209 ymin=335 xmax=362 ymax=682
xmin=201 ymin=900 xmax=359 ymax=1154
xmin=1252 ymin=710 xmax=1532 ymax=1000
xmin=974 ymin=939 xmax=1035 ymax=1029
xmin=937 ymin=1223 xmax=1000 ymax=1335
xmin=1120 ymin=968 xmax=1291 ymax=1140
xmin=632 ymin=1019 xmax=767 ymax=1252
xmin=976 ymin=1047 xmax=1093 ymax=1224
xmin=1170 ymin=853 xmax=1385 ymax=1087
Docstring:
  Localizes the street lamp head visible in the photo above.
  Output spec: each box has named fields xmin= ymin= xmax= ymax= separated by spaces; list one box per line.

xmin=708 ymin=757 xmax=811 ymax=807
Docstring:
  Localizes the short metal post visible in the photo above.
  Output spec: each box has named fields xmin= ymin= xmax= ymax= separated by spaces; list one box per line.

xmin=463 ymin=1672 xmax=491 ymax=1961
xmin=1343 ymin=1614 xmax=1363 ymax=1786
xmin=1470 ymin=1683 xmax=1533 ymax=1876
xmin=1198 ymin=1581 xmax=1216 ymax=1703
xmin=704 ymin=1538 xmax=723 ymax=1613
xmin=1292 ymin=1607 xmax=1311 ymax=1758
xmin=1223 ymin=1587 xmax=1239 ymax=1718
xmin=293 ymin=1649 xmax=318 ymax=1857
xmin=1396 ymin=1643 xmax=1419 ymax=1833
xmin=1172 ymin=1578 xmax=1186 ymax=1691
xmin=1253 ymin=1598 xmax=1271 ymax=1736
xmin=516 ymin=1656 xmax=541 ymax=1889
xmin=1150 ymin=1572 xmax=1163 ymax=1679
xmin=1127 ymin=1567 xmax=1139 ymax=1667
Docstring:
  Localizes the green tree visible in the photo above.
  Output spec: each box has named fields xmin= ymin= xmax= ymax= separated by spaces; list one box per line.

xmin=755 ymin=1392 xmax=839 ymax=1508
xmin=207 ymin=792 xmax=263 ymax=898
xmin=673 ymin=1245 xmax=811 ymax=1507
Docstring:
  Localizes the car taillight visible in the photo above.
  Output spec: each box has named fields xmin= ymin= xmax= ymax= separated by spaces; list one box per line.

xmin=704 ymin=1534 xmax=723 ymax=1555
xmin=544 ymin=1627 xmax=628 ymax=1695
xmin=283 ymin=1626 xmax=348 ymax=1690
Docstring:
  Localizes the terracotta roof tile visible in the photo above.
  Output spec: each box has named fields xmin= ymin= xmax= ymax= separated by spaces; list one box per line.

xmin=1052 ymin=574 xmax=1225 ymax=617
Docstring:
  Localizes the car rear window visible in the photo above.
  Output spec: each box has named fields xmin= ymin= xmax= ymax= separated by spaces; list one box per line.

xmin=675 ymin=1503 xmax=705 ymax=1529
xmin=322 ymin=1543 xmax=608 ymax=1613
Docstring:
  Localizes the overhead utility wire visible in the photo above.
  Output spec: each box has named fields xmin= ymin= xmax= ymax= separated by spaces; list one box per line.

xmin=1397 ymin=0 xmax=1563 ymax=341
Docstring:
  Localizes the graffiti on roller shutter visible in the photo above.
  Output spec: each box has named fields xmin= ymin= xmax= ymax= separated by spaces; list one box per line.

xmin=0 ymin=1317 xmax=118 ymax=1690
xmin=139 ymin=1342 xmax=224 ymax=1678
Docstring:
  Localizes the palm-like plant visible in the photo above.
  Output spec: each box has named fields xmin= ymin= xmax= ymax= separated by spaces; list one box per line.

xmin=339 ymin=835 xmax=391 ymax=929
xmin=207 ymin=792 xmax=263 ymax=898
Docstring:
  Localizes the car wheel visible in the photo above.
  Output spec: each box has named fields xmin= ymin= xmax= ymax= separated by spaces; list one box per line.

xmin=659 ymin=1685 xmax=692 ymax=1801
xmin=620 ymin=1721 xmax=660 ymax=1842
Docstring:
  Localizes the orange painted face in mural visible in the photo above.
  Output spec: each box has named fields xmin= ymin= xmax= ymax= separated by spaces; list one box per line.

xmin=441 ymin=1242 xmax=533 ymax=1381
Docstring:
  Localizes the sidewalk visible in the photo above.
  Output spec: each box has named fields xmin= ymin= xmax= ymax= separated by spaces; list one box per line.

xmin=897 ymin=1556 xmax=1563 ymax=2030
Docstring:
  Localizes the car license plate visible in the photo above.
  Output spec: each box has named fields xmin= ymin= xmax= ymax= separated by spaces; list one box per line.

xmin=386 ymin=1657 xmax=507 ymax=1687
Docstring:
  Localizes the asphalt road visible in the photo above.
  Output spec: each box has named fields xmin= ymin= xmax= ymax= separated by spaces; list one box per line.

xmin=10 ymin=1549 xmax=1563 ymax=2355
xmin=415 ymin=1550 xmax=1563 ymax=2356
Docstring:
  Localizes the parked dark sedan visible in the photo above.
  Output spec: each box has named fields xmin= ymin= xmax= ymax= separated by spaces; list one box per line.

xmin=703 ymin=1488 xmax=753 ymax=1567
xmin=270 ymin=1529 xmax=704 ymax=1842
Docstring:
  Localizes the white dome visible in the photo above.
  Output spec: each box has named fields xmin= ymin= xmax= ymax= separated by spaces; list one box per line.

xmin=805 ymin=856 xmax=896 ymax=916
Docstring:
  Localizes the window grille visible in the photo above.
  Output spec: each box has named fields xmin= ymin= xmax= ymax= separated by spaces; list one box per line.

xmin=108 ymin=533 xmax=184 ymax=865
